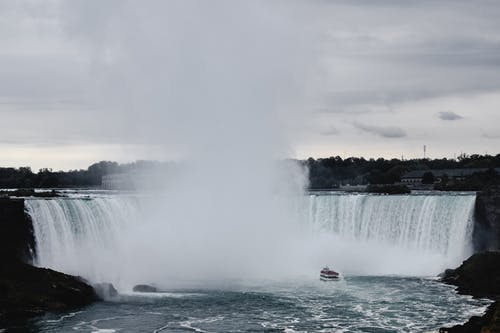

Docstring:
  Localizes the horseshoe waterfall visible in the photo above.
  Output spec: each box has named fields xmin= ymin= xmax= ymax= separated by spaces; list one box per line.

xmin=25 ymin=192 xmax=476 ymax=288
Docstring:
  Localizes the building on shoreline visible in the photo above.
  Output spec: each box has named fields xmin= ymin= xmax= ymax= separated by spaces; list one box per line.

xmin=401 ymin=168 xmax=500 ymax=185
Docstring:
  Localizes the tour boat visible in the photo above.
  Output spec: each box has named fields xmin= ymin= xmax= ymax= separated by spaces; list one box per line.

xmin=320 ymin=267 xmax=339 ymax=281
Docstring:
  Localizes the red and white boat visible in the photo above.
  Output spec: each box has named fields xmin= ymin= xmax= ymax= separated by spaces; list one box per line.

xmin=320 ymin=267 xmax=339 ymax=281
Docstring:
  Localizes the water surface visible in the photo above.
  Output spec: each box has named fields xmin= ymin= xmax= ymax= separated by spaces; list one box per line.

xmin=8 ymin=276 xmax=490 ymax=333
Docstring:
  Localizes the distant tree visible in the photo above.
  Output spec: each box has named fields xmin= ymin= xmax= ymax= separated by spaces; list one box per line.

xmin=422 ymin=172 xmax=435 ymax=184
xmin=87 ymin=161 xmax=120 ymax=185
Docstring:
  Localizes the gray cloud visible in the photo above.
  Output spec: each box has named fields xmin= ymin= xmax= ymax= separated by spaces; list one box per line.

xmin=320 ymin=126 xmax=340 ymax=136
xmin=438 ymin=111 xmax=463 ymax=121
xmin=483 ymin=132 xmax=500 ymax=139
xmin=1 ymin=0 xmax=500 ymax=168
xmin=353 ymin=122 xmax=406 ymax=138
xmin=314 ymin=0 xmax=500 ymax=112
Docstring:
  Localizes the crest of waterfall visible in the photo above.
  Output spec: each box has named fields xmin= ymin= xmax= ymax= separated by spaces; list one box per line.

xmin=307 ymin=193 xmax=475 ymax=257
xmin=26 ymin=196 xmax=142 ymax=285
xmin=305 ymin=193 xmax=476 ymax=275
xmin=26 ymin=192 xmax=476 ymax=287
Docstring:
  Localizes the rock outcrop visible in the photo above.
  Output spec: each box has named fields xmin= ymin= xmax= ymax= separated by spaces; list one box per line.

xmin=473 ymin=188 xmax=500 ymax=251
xmin=0 ymin=198 xmax=35 ymax=263
xmin=0 ymin=198 xmax=99 ymax=325
xmin=440 ymin=252 xmax=500 ymax=332
xmin=439 ymin=302 xmax=500 ymax=333
xmin=0 ymin=262 xmax=98 ymax=322
xmin=94 ymin=283 xmax=118 ymax=299
xmin=133 ymin=284 xmax=158 ymax=293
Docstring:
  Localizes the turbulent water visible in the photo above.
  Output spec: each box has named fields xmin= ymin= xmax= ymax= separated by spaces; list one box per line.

xmin=11 ymin=277 xmax=491 ymax=333
xmin=26 ymin=191 xmax=476 ymax=281
xmin=20 ymin=191 xmax=487 ymax=333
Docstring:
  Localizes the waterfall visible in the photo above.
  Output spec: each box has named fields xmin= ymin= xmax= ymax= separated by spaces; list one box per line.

xmin=26 ymin=192 xmax=476 ymax=285
xmin=305 ymin=193 xmax=476 ymax=275
xmin=308 ymin=193 xmax=475 ymax=257
xmin=25 ymin=196 xmax=142 ymax=284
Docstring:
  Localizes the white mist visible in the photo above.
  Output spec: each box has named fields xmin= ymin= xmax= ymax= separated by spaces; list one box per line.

xmin=58 ymin=0 xmax=315 ymax=288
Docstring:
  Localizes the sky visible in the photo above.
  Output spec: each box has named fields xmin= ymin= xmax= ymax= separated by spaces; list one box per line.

xmin=1 ymin=0 xmax=500 ymax=171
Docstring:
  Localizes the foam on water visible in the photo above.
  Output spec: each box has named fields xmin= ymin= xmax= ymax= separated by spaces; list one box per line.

xmin=20 ymin=277 xmax=491 ymax=333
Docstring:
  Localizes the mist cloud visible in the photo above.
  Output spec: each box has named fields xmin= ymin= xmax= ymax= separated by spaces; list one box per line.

xmin=483 ymin=132 xmax=500 ymax=139
xmin=51 ymin=0 xmax=316 ymax=280
xmin=438 ymin=111 xmax=463 ymax=121
xmin=321 ymin=126 xmax=340 ymax=136
xmin=354 ymin=122 xmax=407 ymax=138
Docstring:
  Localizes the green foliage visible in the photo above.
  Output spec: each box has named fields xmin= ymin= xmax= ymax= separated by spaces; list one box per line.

xmin=0 ymin=160 xmax=167 ymax=188
xmin=1 ymin=154 xmax=500 ymax=190
xmin=306 ymin=153 xmax=500 ymax=189
xmin=435 ymin=168 xmax=500 ymax=191
xmin=422 ymin=172 xmax=435 ymax=184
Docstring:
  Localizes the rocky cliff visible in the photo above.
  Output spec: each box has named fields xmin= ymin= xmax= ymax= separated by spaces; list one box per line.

xmin=0 ymin=263 xmax=98 ymax=322
xmin=0 ymin=198 xmax=98 ymax=325
xmin=0 ymin=198 xmax=35 ymax=263
xmin=440 ymin=252 xmax=500 ymax=332
xmin=473 ymin=189 xmax=500 ymax=251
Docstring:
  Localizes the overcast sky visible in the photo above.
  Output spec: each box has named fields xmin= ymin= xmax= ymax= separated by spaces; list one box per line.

xmin=1 ymin=0 xmax=500 ymax=170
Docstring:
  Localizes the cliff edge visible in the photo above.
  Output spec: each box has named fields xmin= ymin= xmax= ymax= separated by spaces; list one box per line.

xmin=0 ymin=198 xmax=98 ymax=325
xmin=474 ymin=188 xmax=500 ymax=251
xmin=440 ymin=252 xmax=500 ymax=332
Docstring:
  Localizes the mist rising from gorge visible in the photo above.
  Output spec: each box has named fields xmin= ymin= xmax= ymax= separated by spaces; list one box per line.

xmin=60 ymin=0 xmax=317 ymax=283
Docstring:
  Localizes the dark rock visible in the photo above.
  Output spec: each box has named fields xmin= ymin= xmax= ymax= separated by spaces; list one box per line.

xmin=438 ymin=269 xmax=455 ymax=279
xmin=439 ymin=301 xmax=500 ymax=333
xmin=474 ymin=188 xmax=500 ymax=251
xmin=0 ymin=198 xmax=35 ymax=263
xmin=93 ymin=283 xmax=118 ymax=299
xmin=0 ymin=262 xmax=98 ymax=323
xmin=0 ymin=197 xmax=98 ymax=325
xmin=440 ymin=252 xmax=500 ymax=332
xmin=133 ymin=284 xmax=158 ymax=293
xmin=441 ymin=252 xmax=500 ymax=298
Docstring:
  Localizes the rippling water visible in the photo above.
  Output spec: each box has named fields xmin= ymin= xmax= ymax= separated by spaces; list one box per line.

xmin=9 ymin=276 xmax=491 ymax=333
xmin=14 ymin=191 xmax=488 ymax=332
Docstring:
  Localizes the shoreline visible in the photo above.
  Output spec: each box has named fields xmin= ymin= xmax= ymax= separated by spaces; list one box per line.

xmin=439 ymin=252 xmax=500 ymax=332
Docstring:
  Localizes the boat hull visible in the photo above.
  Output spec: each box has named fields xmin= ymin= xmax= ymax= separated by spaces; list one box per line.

xmin=320 ymin=274 xmax=339 ymax=281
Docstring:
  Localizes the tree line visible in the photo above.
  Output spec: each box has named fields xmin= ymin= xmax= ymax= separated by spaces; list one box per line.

xmin=0 ymin=161 xmax=166 ymax=188
xmin=1 ymin=153 xmax=500 ymax=189
xmin=303 ymin=153 xmax=500 ymax=189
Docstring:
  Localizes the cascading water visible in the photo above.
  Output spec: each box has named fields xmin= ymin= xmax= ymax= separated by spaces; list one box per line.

xmin=306 ymin=192 xmax=476 ymax=276
xmin=25 ymin=195 xmax=142 ymax=285
xmin=26 ymin=192 xmax=476 ymax=288
xmin=308 ymin=193 xmax=475 ymax=256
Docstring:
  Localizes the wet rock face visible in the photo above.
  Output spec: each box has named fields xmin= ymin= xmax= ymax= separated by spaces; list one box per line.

xmin=0 ymin=198 xmax=99 ymax=324
xmin=441 ymin=251 xmax=500 ymax=298
xmin=440 ymin=252 xmax=500 ymax=332
xmin=0 ymin=198 xmax=35 ymax=263
xmin=474 ymin=189 xmax=500 ymax=251
xmin=133 ymin=284 xmax=158 ymax=293
xmin=94 ymin=283 xmax=118 ymax=299
xmin=0 ymin=262 xmax=99 ymax=323
xmin=439 ymin=301 xmax=500 ymax=333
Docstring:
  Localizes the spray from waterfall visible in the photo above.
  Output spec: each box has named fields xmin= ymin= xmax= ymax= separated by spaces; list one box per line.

xmin=51 ymin=0 xmax=317 ymax=286
xmin=27 ymin=193 xmax=476 ymax=289
xmin=29 ymin=2 xmax=477 ymax=288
